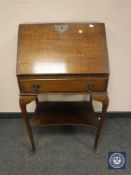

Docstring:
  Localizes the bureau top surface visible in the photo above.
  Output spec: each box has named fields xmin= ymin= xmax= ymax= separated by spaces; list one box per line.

xmin=16 ymin=23 xmax=109 ymax=75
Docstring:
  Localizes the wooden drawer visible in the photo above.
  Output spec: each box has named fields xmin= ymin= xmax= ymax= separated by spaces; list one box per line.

xmin=19 ymin=78 xmax=108 ymax=94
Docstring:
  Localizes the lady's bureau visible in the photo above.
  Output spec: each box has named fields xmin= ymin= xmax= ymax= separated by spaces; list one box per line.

xmin=16 ymin=23 xmax=109 ymax=153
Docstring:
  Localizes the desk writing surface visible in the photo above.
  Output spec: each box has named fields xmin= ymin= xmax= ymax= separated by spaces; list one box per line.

xmin=16 ymin=23 xmax=109 ymax=75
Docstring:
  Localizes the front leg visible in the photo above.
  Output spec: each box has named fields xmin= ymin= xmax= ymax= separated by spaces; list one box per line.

xmin=91 ymin=94 xmax=109 ymax=153
xmin=19 ymin=95 xmax=38 ymax=153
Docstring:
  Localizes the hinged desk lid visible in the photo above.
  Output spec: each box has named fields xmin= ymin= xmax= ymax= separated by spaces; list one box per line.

xmin=16 ymin=23 xmax=109 ymax=75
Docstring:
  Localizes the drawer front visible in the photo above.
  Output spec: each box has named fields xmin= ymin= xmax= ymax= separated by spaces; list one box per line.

xmin=19 ymin=78 xmax=108 ymax=93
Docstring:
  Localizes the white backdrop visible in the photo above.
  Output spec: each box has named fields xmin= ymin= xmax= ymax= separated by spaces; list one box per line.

xmin=0 ymin=0 xmax=131 ymax=112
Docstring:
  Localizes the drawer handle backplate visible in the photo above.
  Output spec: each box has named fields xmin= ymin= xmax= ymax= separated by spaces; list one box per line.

xmin=87 ymin=83 xmax=94 ymax=93
xmin=32 ymin=83 xmax=40 ymax=93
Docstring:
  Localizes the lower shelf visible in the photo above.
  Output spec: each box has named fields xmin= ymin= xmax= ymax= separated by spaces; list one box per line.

xmin=31 ymin=101 xmax=99 ymax=129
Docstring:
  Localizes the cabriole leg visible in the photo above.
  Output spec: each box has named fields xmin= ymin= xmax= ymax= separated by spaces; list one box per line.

xmin=19 ymin=95 xmax=38 ymax=153
xmin=91 ymin=94 xmax=109 ymax=153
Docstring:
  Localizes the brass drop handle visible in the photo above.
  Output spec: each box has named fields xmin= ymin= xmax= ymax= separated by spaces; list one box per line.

xmin=32 ymin=83 xmax=40 ymax=93
xmin=87 ymin=83 xmax=94 ymax=93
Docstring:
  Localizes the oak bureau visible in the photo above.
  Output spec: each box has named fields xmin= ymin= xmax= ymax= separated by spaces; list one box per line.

xmin=16 ymin=23 xmax=109 ymax=153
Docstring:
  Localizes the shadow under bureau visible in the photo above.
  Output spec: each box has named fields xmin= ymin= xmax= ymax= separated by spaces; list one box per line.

xmin=16 ymin=23 xmax=109 ymax=153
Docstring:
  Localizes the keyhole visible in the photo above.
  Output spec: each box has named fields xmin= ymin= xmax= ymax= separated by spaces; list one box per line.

xmin=54 ymin=24 xmax=69 ymax=34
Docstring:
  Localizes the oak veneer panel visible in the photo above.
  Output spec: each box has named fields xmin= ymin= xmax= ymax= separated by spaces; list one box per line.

xmin=19 ymin=77 xmax=108 ymax=93
xmin=16 ymin=23 xmax=109 ymax=75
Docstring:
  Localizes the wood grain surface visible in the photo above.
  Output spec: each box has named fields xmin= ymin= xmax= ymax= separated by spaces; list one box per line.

xmin=16 ymin=23 xmax=109 ymax=75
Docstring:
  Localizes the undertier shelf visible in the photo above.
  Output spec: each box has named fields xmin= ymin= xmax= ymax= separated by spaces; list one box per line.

xmin=31 ymin=101 xmax=99 ymax=128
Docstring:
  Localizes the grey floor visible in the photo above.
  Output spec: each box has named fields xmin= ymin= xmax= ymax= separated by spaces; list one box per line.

xmin=0 ymin=118 xmax=131 ymax=175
